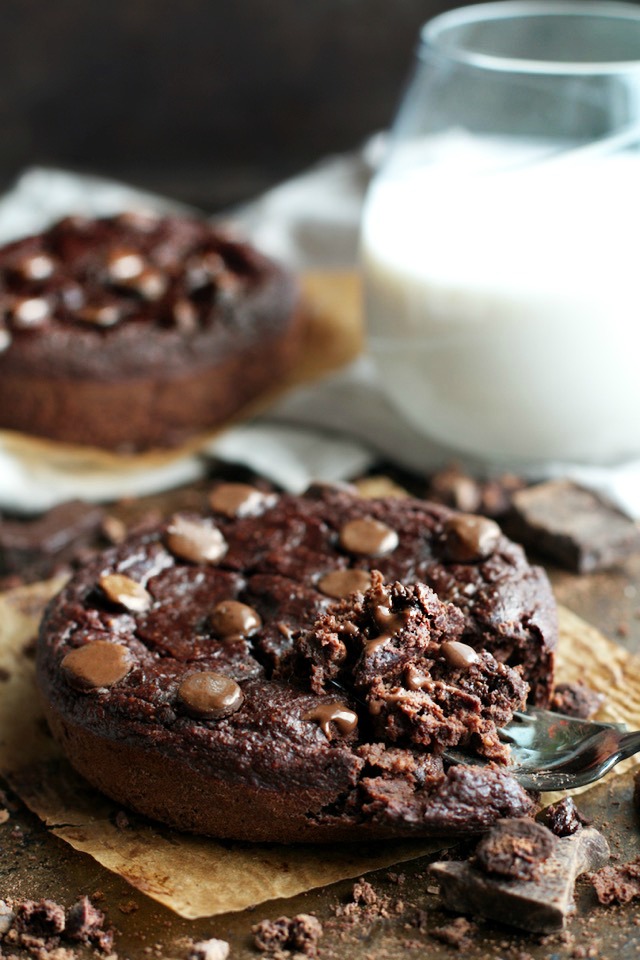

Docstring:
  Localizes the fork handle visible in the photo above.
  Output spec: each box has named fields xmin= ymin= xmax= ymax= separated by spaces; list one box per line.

xmin=618 ymin=731 xmax=640 ymax=761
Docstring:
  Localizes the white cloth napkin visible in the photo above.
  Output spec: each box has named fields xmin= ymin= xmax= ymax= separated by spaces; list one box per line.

xmin=1 ymin=161 xmax=640 ymax=520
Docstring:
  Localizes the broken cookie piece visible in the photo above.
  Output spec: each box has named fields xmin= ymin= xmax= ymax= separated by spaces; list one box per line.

xmin=298 ymin=572 xmax=528 ymax=762
xmin=429 ymin=826 xmax=610 ymax=933
xmin=550 ymin=681 xmax=605 ymax=720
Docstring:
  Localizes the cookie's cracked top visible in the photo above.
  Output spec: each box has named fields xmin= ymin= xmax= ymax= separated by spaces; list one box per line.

xmin=37 ymin=484 xmax=557 ymax=842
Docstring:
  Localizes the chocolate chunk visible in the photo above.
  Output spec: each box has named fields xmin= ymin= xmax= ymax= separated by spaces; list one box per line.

xmin=304 ymin=701 xmax=358 ymax=738
xmin=99 ymin=572 xmax=152 ymax=612
xmin=61 ymin=641 xmax=133 ymax=690
xmin=188 ymin=938 xmax=230 ymax=960
xmin=442 ymin=514 xmax=501 ymax=562
xmin=166 ymin=515 xmax=227 ymax=564
xmin=539 ymin=798 xmax=589 ymax=837
xmin=9 ymin=296 xmax=50 ymax=328
xmin=430 ymin=827 xmax=610 ymax=933
xmin=177 ymin=671 xmax=243 ymax=719
xmin=339 ymin=518 xmax=399 ymax=557
xmin=475 ymin=817 xmax=556 ymax=880
xmin=441 ymin=640 xmax=478 ymax=669
xmin=209 ymin=482 xmax=276 ymax=518
xmin=252 ymin=913 xmax=323 ymax=957
xmin=211 ymin=599 xmax=261 ymax=638
xmin=509 ymin=479 xmax=640 ymax=572
xmin=550 ymin=682 xmax=604 ymax=720
xmin=591 ymin=855 xmax=640 ymax=905
xmin=318 ymin=568 xmax=372 ymax=598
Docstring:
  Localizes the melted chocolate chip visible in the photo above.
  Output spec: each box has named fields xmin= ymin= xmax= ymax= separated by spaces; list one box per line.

xmin=166 ymin=516 xmax=227 ymax=564
xmin=304 ymin=702 xmax=358 ymax=739
xmin=177 ymin=672 xmax=243 ymax=719
xmin=61 ymin=641 xmax=133 ymax=690
xmin=339 ymin=518 xmax=399 ymax=557
xmin=441 ymin=640 xmax=479 ymax=669
xmin=365 ymin=603 xmax=408 ymax=655
xmin=318 ymin=568 xmax=372 ymax=599
xmin=209 ymin=483 xmax=275 ymax=519
xmin=99 ymin=573 xmax=152 ymax=613
xmin=77 ymin=304 xmax=122 ymax=327
xmin=211 ymin=600 xmax=261 ymax=639
xmin=443 ymin=514 xmax=501 ymax=563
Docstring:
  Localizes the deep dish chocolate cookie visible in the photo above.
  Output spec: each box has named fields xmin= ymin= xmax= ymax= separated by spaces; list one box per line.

xmin=37 ymin=485 xmax=557 ymax=842
xmin=0 ymin=213 xmax=300 ymax=451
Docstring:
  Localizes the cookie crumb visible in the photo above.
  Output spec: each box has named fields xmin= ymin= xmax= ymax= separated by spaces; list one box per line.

xmin=430 ymin=916 xmax=477 ymax=950
xmin=591 ymin=856 xmax=640 ymax=904
xmin=252 ymin=913 xmax=322 ymax=957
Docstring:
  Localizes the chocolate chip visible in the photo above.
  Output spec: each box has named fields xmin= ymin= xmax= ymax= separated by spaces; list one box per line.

xmin=211 ymin=600 xmax=261 ymax=638
xmin=106 ymin=248 xmax=145 ymax=282
xmin=0 ymin=329 xmax=11 ymax=352
xmin=99 ymin=573 xmax=152 ymax=612
xmin=318 ymin=568 xmax=372 ymax=599
xmin=305 ymin=701 xmax=358 ymax=738
xmin=101 ymin=515 xmax=127 ymax=545
xmin=61 ymin=641 xmax=133 ymax=690
xmin=441 ymin=640 xmax=478 ymax=669
xmin=173 ymin=298 xmax=199 ymax=331
xmin=126 ymin=268 xmax=168 ymax=301
xmin=442 ymin=514 xmax=501 ymax=562
xmin=166 ymin=515 xmax=228 ymax=564
xmin=15 ymin=253 xmax=55 ymax=282
xmin=77 ymin=304 xmax=122 ymax=327
xmin=209 ymin=483 xmax=276 ymax=519
xmin=339 ymin=518 xmax=399 ymax=557
xmin=177 ymin=672 xmax=243 ymax=719
xmin=10 ymin=297 xmax=50 ymax=329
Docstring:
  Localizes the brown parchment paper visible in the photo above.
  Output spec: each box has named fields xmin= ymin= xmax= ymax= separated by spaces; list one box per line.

xmin=1 ymin=578 xmax=639 ymax=918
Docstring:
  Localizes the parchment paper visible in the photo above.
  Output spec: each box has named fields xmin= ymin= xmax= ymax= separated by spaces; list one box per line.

xmin=1 ymin=578 xmax=638 ymax=919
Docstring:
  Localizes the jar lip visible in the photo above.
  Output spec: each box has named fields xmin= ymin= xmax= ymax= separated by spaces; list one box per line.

xmin=420 ymin=1 xmax=640 ymax=76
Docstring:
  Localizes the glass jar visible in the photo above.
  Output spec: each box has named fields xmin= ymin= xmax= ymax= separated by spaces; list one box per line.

xmin=361 ymin=1 xmax=640 ymax=465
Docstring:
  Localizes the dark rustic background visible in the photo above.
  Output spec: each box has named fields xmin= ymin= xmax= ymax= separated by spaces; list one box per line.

xmin=0 ymin=0 xmax=480 ymax=211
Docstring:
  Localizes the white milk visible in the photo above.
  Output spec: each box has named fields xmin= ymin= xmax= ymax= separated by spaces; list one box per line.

xmin=361 ymin=137 xmax=640 ymax=464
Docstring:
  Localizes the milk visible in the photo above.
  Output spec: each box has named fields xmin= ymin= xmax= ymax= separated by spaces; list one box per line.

xmin=361 ymin=137 xmax=640 ymax=464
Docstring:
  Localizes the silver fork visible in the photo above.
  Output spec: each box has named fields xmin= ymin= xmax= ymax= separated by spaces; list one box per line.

xmin=445 ymin=708 xmax=640 ymax=791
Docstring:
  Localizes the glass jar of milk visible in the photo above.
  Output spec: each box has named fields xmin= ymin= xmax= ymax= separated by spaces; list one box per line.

xmin=361 ymin=1 xmax=640 ymax=466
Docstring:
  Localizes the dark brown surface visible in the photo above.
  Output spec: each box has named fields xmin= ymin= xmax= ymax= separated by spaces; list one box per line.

xmin=2 ymin=480 xmax=640 ymax=957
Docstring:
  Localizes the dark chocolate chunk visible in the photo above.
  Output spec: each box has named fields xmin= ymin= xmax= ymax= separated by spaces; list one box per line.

xmin=475 ymin=817 xmax=556 ymax=880
xmin=509 ymin=479 xmax=640 ymax=572
xmin=442 ymin=514 xmax=501 ymax=562
xmin=339 ymin=518 xmax=399 ymax=557
xmin=430 ymin=827 xmax=610 ymax=933
xmin=99 ymin=572 xmax=152 ymax=612
xmin=177 ymin=672 xmax=244 ymax=719
xmin=166 ymin=515 xmax=227 ymax=564
xmin=61 ymin=641 xmax=133 ymax=690
xmin=318 ymin=568 xmax=372 ymax=598
xmin=211 ymin=599 xmax=261 ymax=638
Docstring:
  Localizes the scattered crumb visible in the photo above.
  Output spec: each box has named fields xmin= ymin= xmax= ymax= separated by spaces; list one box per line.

xmin=188 ymin=937 xmax=230 ymax=960
xmin=430 ymin=916 xmax=477 ymax=950
xmin=252 ymin=913 xmax=322 ymax=958
xmin=118 ymin=899 xmax=139 ymax=914
xmin=591 ymin=856 xmax=640 ymax=904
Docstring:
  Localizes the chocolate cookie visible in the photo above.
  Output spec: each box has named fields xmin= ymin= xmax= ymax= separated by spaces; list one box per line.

xmin=0 ymin=214 xmax=301 ymax=450
xmin=37 ymin=485 xmax=557 ymax=842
